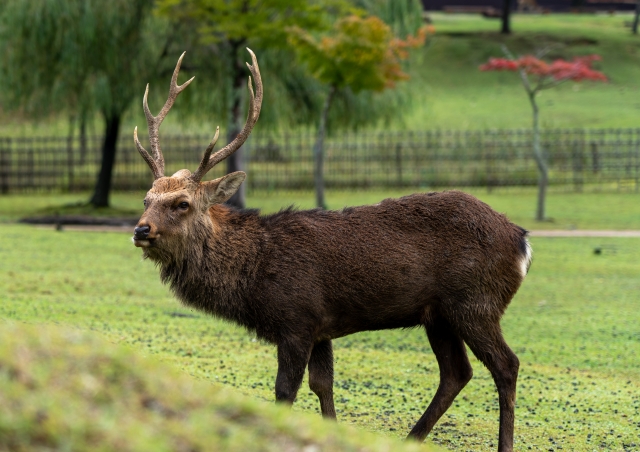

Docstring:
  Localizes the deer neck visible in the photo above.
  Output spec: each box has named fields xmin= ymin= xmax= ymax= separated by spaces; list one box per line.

xmin=158 ymin=205 xmax=264 ymax=322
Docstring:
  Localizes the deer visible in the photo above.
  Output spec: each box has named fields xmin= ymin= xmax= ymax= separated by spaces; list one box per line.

xmin=132 ymin=49 xmax=532 ymax=452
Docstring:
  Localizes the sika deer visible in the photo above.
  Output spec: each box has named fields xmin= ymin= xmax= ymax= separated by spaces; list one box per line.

xmin=132 ymin=50 xmax=531 ymax=452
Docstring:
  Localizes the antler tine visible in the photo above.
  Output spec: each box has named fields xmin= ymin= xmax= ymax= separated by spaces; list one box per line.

xmin=139 ymin=51 xmax=195 ymax=179
xmin=190 ymin=127 xmax=220 ymax=182
xmin=134 ymin=126 xmax=163 ymax=179
xmin=190 ymin=48 xmax=263 ymax=183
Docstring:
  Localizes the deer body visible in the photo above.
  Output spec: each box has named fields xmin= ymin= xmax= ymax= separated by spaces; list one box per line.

xmin=132 ymin=50 xmax=529 ymax=452
xmin=155 ymin=191 xmax=527 ymax=344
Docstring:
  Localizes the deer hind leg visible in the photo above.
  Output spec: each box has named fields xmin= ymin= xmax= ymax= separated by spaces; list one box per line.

xmin=458 ymin=317 xmax=519 ymax=452
xmin=275 ymin=339 xmax=313 ymax=405
xmin=407 ymin=316 xmax=473 ymax=441
xmin=308 ymin=339 xmax=336 ymax=419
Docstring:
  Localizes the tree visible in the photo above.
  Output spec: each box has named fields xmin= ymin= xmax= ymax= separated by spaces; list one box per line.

xmin=288 ymin=15 xmax=427 ymax=209
xmin=356 ymin=0 xmax=425 ymax=37
xmin=0 ymin=0 xmax=168 ymax=207
xmin=480 ymin=51 xmax=606 ymax=221
xmin=501 ymin=0 xmax=514 ymax=34
xmin=633 ymin=0 xmax=640 ymax=35
xmin=155 ymin=0 xmax=349 ymax=208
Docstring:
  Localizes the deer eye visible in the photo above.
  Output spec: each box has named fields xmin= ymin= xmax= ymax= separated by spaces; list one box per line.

xmin=178 ymin=202 xmax=189 ymax=210
xmin=143 ymin=199 xmax=148 ymax=207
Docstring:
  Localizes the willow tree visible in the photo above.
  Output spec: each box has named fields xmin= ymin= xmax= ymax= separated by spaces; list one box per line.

xmin=288 ymin=15 xmax=427 ymax=209
xmin=154 ymin=0 xmax=349 ymax=208
xmin=0 ymin=0 xmax=168 ymax=207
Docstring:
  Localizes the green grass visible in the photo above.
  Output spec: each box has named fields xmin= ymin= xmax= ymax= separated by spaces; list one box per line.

xmin=0 ymin=194 xmax=639 ymax=450
xmin=1 ymin=188 xmax=638 ymax=231
xmin=2 ymin=13 xmax=639 ymax=137
xmin=403 ymin=12 xmax=640 ymax=130
xmin=0 ymin=321 xmax=433 ymax=452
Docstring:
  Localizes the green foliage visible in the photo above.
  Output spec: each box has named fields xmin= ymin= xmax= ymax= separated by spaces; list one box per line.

xmin=0 ymin=321 xmax=432 ymax=452
xmin=2 ymin=13 xmax=640 ymax=135
xmin=151 ymin=0 xmax=352 ymax=130
xmin=288 ymin=15 xmax=423 ymax=93
xmin=0 ymin=0 xmax=167 ymax=119
xmin=356 ymin=0 xmax=425 ymax=38
xmin=155 ymin=0 xmax=347 ymax=48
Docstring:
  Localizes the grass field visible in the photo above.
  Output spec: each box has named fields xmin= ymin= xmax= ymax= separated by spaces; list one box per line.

xmin=406 ymin=12 xmax=640 ymax=130
xmin=1 ymin=13 xmax=638 ymax=137
xmin=1 ymin=188 xmax=639 ymax=231
xmin=0 ymin=187 xmax=639 ymax=451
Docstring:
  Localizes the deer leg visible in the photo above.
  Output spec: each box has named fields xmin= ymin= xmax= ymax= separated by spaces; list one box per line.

xmin=308 ymin=339 xmax=336 ymax=419
xmin=407 ymin=317 xmax=473 ymax=441
xmin=461 ymin=323 xmax=519 ymax=452
xmin=275 ymin=340 xmax=312 ymax=405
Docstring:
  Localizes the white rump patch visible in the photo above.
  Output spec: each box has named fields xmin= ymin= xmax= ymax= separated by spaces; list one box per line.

xmin=519 ymin=239 xmax=533 ymax=278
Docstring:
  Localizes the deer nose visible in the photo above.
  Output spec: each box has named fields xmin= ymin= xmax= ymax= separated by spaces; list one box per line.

xmin=134 ymin=225 xmax=150 ymax=240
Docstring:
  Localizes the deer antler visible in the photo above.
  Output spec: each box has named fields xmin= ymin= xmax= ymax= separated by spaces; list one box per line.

xmin=134 ymin=52 xmax=194 ymax=179
xmin=190 ymin=48 xmax=263 ymax=183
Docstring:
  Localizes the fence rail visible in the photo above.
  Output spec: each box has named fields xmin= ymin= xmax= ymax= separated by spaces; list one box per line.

xmin=1 ymin=128 xmax=639 ymax=194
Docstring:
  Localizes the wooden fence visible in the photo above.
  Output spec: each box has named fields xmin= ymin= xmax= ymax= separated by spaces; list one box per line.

xmin=0 ymin=128 xmax=639 ymax=193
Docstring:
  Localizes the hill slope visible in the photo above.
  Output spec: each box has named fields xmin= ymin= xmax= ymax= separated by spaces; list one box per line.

xmin=0 ymin=321 xmax=434 ymax=452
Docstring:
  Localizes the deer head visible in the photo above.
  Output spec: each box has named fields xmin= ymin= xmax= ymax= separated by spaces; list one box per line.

xmin=132 ymin=49 xmax=263 ymax=261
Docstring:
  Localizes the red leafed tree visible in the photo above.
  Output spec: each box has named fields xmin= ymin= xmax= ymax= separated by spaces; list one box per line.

xmin=480 ymin=52 xmax=607 ymax=221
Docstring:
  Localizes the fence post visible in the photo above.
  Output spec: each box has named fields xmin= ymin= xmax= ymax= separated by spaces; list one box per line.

xmin=590 ymin=141 xmax=600 ymax=174
xmin=395 ymin=142 xmax=402 ymax=187
xmin=572 ymin=137 xmax=584 ymax=192
xmin=67 ymin=134 xmax=74 ymax=192
xmin=27 ymin=144 xmax=35 ymax=190
xmin=0 ymin=138 xmax=10 ymax=194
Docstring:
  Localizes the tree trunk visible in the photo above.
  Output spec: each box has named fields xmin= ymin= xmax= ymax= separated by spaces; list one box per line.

xmin=633 ymin=0 xmax=640 ymax=35
xmin=226 ymin=42 xmax=247 ymax=209
xmin=313 ymin=85 xmax=336 ymax=210
xmin=79 ymin=115 xmax=87 ymax=166
xmin=89 ymin=112 xmax=121 ymax=207
xmin=501 ymin=0 xmax=512 ymax=34
xmin=529 ymin=93 xmax=548 ymax=221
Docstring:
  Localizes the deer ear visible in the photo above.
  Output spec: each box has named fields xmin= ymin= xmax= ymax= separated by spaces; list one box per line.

xmin=201 ymin=171 xmax=246 ymax=205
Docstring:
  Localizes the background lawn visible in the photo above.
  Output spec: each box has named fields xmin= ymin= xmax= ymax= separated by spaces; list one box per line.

xmin=1 ymin=189 xmax=638 ymax=451
xmin=1 ymin=188 xmax=639 ymax=231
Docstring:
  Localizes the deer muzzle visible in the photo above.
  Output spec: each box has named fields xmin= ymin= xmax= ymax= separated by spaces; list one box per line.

xmin=133 ymin=225 xmax=153 ymax=247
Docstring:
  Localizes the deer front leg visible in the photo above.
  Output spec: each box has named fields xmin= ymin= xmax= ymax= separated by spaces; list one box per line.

xmin=275 ymin=340 xmax=312 ymax=405
xmin=308 ymin=339 xmax=336 ymax=419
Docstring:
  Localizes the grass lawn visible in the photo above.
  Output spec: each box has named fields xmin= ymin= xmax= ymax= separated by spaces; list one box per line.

xmin=1 ymin=188 xmax=638 ymax=231
xmin=405 ymin=12 xmax=640 ymax=130
xmin=0 ymin=187 xmax=639 ymax=450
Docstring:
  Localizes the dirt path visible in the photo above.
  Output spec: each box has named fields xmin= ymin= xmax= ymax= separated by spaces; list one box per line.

xmin=30 ymin=224 xmax=640 ymax=237
xmin=529 ymin=230 xmax=640 ymax=237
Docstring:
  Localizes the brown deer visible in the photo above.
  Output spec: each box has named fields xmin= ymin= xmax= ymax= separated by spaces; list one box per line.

xmin=132 ymin=50 xmax=531 ymax=452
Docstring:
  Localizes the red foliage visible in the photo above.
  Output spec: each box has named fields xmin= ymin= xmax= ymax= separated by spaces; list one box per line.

xmin=480 ymin=54 xmax=607 ymax=82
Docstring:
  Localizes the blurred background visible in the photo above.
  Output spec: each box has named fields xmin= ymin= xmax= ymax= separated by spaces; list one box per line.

xmin=0 ymin=0 xmax=638 ymax=215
